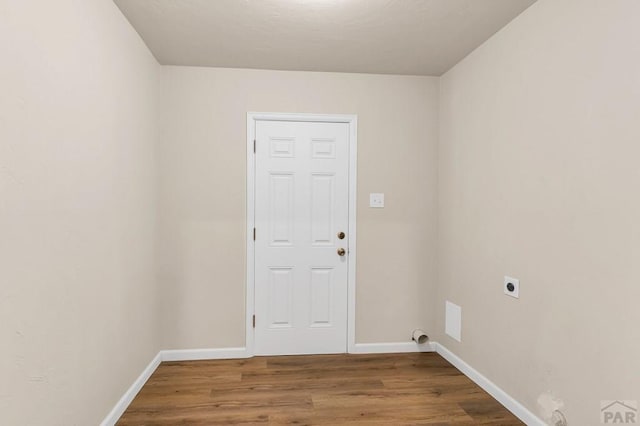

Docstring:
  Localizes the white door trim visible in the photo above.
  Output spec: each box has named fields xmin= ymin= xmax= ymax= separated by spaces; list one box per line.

xmin=246 ymin=112 xmax=358 ymax=356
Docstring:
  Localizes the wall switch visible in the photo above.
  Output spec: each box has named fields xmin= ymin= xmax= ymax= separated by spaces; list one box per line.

xmin=369 ymin=193 xmax=384 ymax=208
xmin=504 ymin=276 xmax=520 ymax=298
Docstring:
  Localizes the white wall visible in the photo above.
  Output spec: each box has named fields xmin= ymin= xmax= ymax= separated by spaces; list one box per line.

xmin=438 ymin=0 xmax=640 ymax=423
xmin=158 ymin=67 xmax=439 ymax=349
xmin=0 ymin=1 xmax=160 ymax=424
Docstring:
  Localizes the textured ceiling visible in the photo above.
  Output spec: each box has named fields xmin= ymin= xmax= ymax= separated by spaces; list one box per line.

xmin=114 ymin=0 xmax=536 ymax=76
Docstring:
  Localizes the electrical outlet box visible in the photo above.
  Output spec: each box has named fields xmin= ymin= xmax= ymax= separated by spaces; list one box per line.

xmin=504 ymin=276 xmax=520 ymax=298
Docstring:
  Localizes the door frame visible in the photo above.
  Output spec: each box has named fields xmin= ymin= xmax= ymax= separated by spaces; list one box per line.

xmin=245 ymin=112 xmax=358 ymax=356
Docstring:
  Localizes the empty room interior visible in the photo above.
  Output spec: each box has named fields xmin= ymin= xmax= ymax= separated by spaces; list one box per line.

xmin=2 ymin=0 xmax=639 ymax=425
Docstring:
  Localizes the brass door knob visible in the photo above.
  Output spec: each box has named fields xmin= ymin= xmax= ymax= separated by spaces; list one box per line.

xmin=337 ymin=248 xmax=346 ymax=256
xmin=337 ymin=231 xmax=346 ymax=240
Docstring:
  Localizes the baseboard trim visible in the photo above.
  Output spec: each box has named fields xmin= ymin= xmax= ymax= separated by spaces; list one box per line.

xmin=100 ymin=351 xmax=162 ymax=426
xmin=434 ymin=343 xmax=545 ymax=426
xmin=161 ymin=347 xmax=249 ymax=362
xmin=350 ymin=341 xmax=435 ymax=354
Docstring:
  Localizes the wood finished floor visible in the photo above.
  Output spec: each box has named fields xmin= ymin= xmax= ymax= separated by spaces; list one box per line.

xmin=117 ymin=353 xmax=523 ymax=425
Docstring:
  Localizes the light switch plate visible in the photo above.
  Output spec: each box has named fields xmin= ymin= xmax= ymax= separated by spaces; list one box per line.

xmin=369 ymin=193 xmax=384 ymax=208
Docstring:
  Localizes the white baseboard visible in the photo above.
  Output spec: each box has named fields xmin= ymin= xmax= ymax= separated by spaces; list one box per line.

xmin=434 ymin=343 xmax=545 ymax=426
xmin=161 ymin=347 xmax=249 ymax=362
xmin=350 ymin=341 xmax=436 ymax=354
xmin=100 ymin=351 xmax=162 ymax=426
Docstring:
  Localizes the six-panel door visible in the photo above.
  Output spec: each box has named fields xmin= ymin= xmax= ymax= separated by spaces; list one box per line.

xmin=254 ymin=120 xmax=349 ymax=355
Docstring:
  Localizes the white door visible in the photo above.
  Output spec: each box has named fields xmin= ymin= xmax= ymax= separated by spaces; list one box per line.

xmin=254 ymin=120 xmax=350 ymax=355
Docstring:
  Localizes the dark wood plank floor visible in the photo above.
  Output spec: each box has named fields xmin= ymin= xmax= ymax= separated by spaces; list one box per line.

xmin=117 ymin=353 xmax=523 ymax=425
